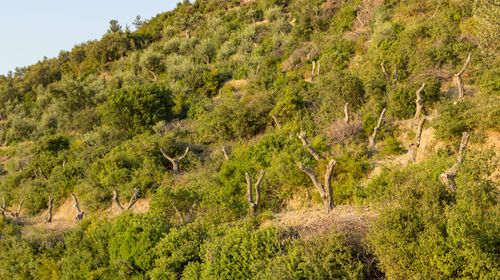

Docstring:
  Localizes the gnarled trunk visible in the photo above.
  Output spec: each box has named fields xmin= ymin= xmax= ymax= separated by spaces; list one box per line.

xmin=160 ymin=147 xmax=190 ymax=174
xmin=368 ymin=108 xmax=387 ymax=151
xmin=246 ymin=169 xmax=265 ymax=216
xmin=298 ymin=159 xmax=336 ymax=213
xmin=439 ymin=132 xmax=470 ymax=191
xmin=112 ymin=188 xmax=139 ymax=212
xmin=71 ymin=193 xmax=85 ymax=221
xmin=46 ymin=196 xmax=54 ymax=223
xmin=454 ymin=53 xmax=471 ymax=100
xmin=414 ymin=83 xmax=426 ymax=119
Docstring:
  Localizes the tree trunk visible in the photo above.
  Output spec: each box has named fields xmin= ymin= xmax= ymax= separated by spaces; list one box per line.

xmin=246 ymin=169 xmax=265 ymax=216
xmin=414 ymin=83 xmax=426 ymax=119
xmin=298 ymin=159 xmax=336 ymax=213
xmin=344 ymin=103 xmax=350 ymax=123
xmin=381 ymin=62 xmax=391 ymax=81
xmin=454 ymin=53 xmax=471 ymax=100
xmin=368 ymin=108 xmax=387 ymax=151
xmin=439 ymin=132 xmax=470 ymax=191
xmin=222 ymin=146 xmax=230 ymax=161
xmin=160 ymin=147 xmax=190 ymax=174
xmin=271 ymin=115 xmax=281 ymax=130
xmin=113 ymin=188 xmax=139 ymax=212
xmin=71 ymin=193 xmax=84 ymax=221
xmin=410 ymin=116 xmax=426 ymax=163
xmin=311 ymin=61 xmax=316 ymax=78
xmin=46 ymin=196 xmax=54 ymax=223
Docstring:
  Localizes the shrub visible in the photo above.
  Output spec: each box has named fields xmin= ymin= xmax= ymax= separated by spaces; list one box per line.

xmin=101 ymin=83 xmax=174 ymax=134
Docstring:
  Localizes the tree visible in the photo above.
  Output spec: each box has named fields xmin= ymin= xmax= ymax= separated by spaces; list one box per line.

xmin=102 ymin=84 xmax=174 ymax=133
xmin=108 ymin=20 xmax=122 ymax=33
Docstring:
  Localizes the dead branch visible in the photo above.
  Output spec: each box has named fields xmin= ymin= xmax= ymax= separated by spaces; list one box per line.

xmin=222 ymin=146 xmax=230 ymax=161
xmin=298 ymin=132 xmax=322 ymax=161
xmin=112 ymin=188 xmax=139 ymax=212
xmin=454 ymin=53 xmax=471 ymax=100
xmin=46 ymin=196 xmax=54 ymax=223
xmin=1 ymin=197 xmax=23 ymax=218
xmin=368 ymin=108 xmax=387 ymax=151
xmin=271 ymin=115 xmax=281 ymax=130
xmin=311 ymin=60 xmax=316 ymax=77
xmin=71 ymin=193 xmax=85 ymax=221
xmin=439 ymin=132 xmax=470 ymax=191
xmin=414 ymin=83 xmax=426 ymax=119
xmin=381 ymin=62 xmax=391 ymax=81
xmin=38 ymin=167 xmax=48 ymax=180
xmin=410 ymin=116 xmax=426 ymax=163
xmin=246 ymin=169 xmax=265 ymax=216
xmin=298 ymin=159 xmax=336 ymax=213
xmin=160 ymin=147 xmax=190 ymax=174
xmin=344 ymin=103 xmax=350 ymax=123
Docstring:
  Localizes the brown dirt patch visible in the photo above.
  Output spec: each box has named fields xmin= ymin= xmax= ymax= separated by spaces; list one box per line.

xmin=266 ymin=205 xmax=377 ymax=245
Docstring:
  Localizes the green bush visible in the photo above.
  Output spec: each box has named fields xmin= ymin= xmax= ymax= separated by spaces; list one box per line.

xmin=101 ymin=83 xmax=174 ymax=134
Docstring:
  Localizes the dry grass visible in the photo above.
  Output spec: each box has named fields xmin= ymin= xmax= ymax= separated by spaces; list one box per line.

xmin=266 ymin=205 xmax=377 ymax=246
xmin=325 ymin=118 xmax=363 ymax=146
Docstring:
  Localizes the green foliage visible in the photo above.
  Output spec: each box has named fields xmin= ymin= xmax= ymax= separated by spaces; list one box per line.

xmin=259 ymin=232 xmax=364 ymax=280
xmin=367 ymin=152 xmax=499 ymax=279
xmin=102 ymin=83 xmax=174 ymax=134
xmin=108 ymin=213 xmax=169 ymax=276
xmin=194 ymin=224 xmax=284 ymax=280
xmin=388 ymin=77 xmax=441 ymax=119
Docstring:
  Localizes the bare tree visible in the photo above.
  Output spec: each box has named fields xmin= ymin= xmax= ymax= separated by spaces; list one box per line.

xmin=409 ymin=116 xmax=426 ymax=163
xmin=368 ymin=108 xmax=387 ymax=151
xmin=381 ymin=62 xmax=391 ymax=81
xmin=71 ymin=193 xmax=85 ymax=221
xmin=271 ymin=115 xmax=281 ymax=130
xmin=454 ymin=53 xmax=471 ymax=100
xmin=297 ymin=133 xmax=336 ymax=212
xmin=344 ymin=103 xmax=350 ymax=123
xmin=112 ymin=188 xmax=139 ymax=212
xmin=439 ymin=132 xmax=470 ymax=191
xmin=46 ymin=196 xmax=54 ymax=223
xmin=222 ymin=146 xmax=230 ymax=161
xmin=245 ymin=169 xmax=265 ymax=216
xmin=1 ymin=197 xmax=23 ymax=218
xmin=414 ymin=83 xmax=426 ymax=119
xmin=160 ymin=147 xmax=190 ymax=174
xmin=298 ymin=132 xmax=322 ymax=161
xmin=298 ymin=159 xmax=336 ymax=213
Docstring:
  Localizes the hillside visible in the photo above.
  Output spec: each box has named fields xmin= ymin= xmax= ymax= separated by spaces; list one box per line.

xmin=0 ymin=0 xmax=499 ymax=279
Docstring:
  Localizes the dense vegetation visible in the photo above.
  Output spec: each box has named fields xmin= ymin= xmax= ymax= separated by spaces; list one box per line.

xmin=0 ymin=0 xmax=499 ymax=279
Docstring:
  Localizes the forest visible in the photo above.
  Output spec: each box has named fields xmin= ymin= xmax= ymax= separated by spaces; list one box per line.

xmin=0 ymin=0 xmax=499 ymax=279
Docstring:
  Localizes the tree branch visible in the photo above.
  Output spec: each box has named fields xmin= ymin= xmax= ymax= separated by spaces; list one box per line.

xmin=414 ymin=83 xmax=426 ymax=119
xmin=368 ymin=108 xmax=387 ymax=151
xmin=46 ymin=196 xmax=54 ymax=223
xmin=298 ymin=132 xmax=322 ymax=161
xmin=344 ymin=103 xmax=350 ymax=123
xmin=454 ymin=53 xmax=472 ymax=100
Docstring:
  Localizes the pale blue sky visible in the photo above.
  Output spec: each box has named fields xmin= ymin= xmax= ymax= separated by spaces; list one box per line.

xmin=0 ymin=0 xmax=180 ymax=75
